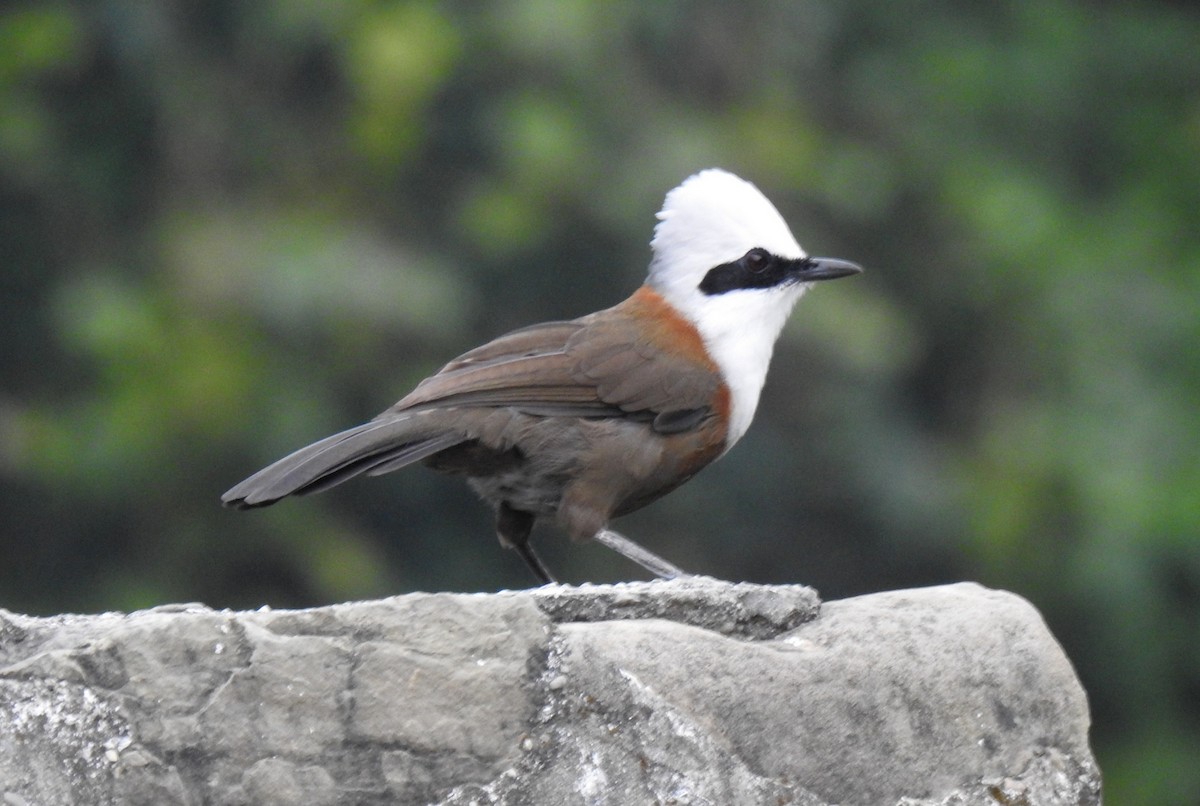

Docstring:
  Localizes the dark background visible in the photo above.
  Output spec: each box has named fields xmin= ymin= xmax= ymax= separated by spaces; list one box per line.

xmin=1 ymin=2 xmax=1197 ymax=802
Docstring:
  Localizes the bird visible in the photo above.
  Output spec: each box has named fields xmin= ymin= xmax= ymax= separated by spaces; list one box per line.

xmin=222 ymin=168 xmax=861 ymax=583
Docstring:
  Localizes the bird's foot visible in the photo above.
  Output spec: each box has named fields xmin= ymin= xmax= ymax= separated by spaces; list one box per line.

xmin=593 ymin=528 xmax=688 ymax=579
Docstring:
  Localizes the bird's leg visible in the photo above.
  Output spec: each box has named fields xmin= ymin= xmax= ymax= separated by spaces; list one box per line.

xmin=593 ymin=528 xmax=688 ymax=579
xmin=496 ymin=503 xmax=556 ymax=585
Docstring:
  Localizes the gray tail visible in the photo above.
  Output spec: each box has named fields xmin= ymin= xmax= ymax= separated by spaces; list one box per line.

xmin=221 ymin=416 xmax=465 ymax=510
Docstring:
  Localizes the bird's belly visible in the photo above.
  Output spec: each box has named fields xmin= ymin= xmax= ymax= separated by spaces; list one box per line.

xmin=466 ymin=469 xmax=568 ymax=516
xmin=422 ymin=409 xmax=588 ymax=516
xmin=428 ymin=411 xmax=725 ymax=533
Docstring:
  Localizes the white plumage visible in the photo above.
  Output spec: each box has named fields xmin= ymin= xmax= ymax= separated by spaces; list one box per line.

xmin=649 ymin=168 xmax=813 ymax=448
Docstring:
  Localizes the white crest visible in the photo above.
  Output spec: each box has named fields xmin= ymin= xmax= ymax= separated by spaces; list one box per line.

xmin=646 ymin=169 xmax=812 ymax=449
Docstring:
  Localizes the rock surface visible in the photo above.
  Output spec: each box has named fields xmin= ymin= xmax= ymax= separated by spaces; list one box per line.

xmin=0 ymin=578 xmax=1100 ymax=805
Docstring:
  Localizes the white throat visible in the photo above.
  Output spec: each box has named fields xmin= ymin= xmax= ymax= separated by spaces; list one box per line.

xmin=691 ymin=286 xmax=805 ymax=448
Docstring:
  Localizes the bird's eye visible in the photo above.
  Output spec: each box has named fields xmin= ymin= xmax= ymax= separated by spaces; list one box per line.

xmin=744 ymin=248 xmax=770 ymax=273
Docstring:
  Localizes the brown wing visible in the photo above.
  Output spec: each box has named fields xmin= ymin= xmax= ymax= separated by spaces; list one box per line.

xmin=392 ymin=319 xmax=619 ymax=416
xmin=221 ymin=287 xmax=724 ymax=509
xmin=388 ymin=287 xmax=720 ymax=425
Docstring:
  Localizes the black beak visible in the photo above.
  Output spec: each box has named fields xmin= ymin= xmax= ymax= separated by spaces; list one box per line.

xmin=794 ymin=257 xmax=863 ymax=282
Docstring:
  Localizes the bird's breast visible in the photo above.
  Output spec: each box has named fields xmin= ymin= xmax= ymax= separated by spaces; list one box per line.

xmin=622 ymin=286 xmax=733 ymax=446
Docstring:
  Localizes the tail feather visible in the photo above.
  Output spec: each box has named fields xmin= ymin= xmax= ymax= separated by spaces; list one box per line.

xmin=290 ymin=431 xmax=464 ymax=496
xmin=221 ymin=416 xmax=465 ymax=509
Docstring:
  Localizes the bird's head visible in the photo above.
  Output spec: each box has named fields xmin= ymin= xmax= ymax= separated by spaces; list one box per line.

xmin=646 ymin=168 xmax=861 ymax=445
xmin=648 ymin=168 xmax=860 ymax=328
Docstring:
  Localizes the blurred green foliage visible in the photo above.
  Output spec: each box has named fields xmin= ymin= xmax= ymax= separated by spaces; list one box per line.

xmin=0 ymin=1 xmax=1197 ymax=801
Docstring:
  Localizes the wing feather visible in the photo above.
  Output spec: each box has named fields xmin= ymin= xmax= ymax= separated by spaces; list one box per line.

xmin=221 ymin=288 xmax=726 ymax=509
xmin=384 ymin=292 xmax=720 ymax=424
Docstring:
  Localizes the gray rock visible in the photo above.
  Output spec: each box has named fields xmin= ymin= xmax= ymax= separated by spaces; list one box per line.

xmin=0 ymin=579 xmax=1100 ymax=805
